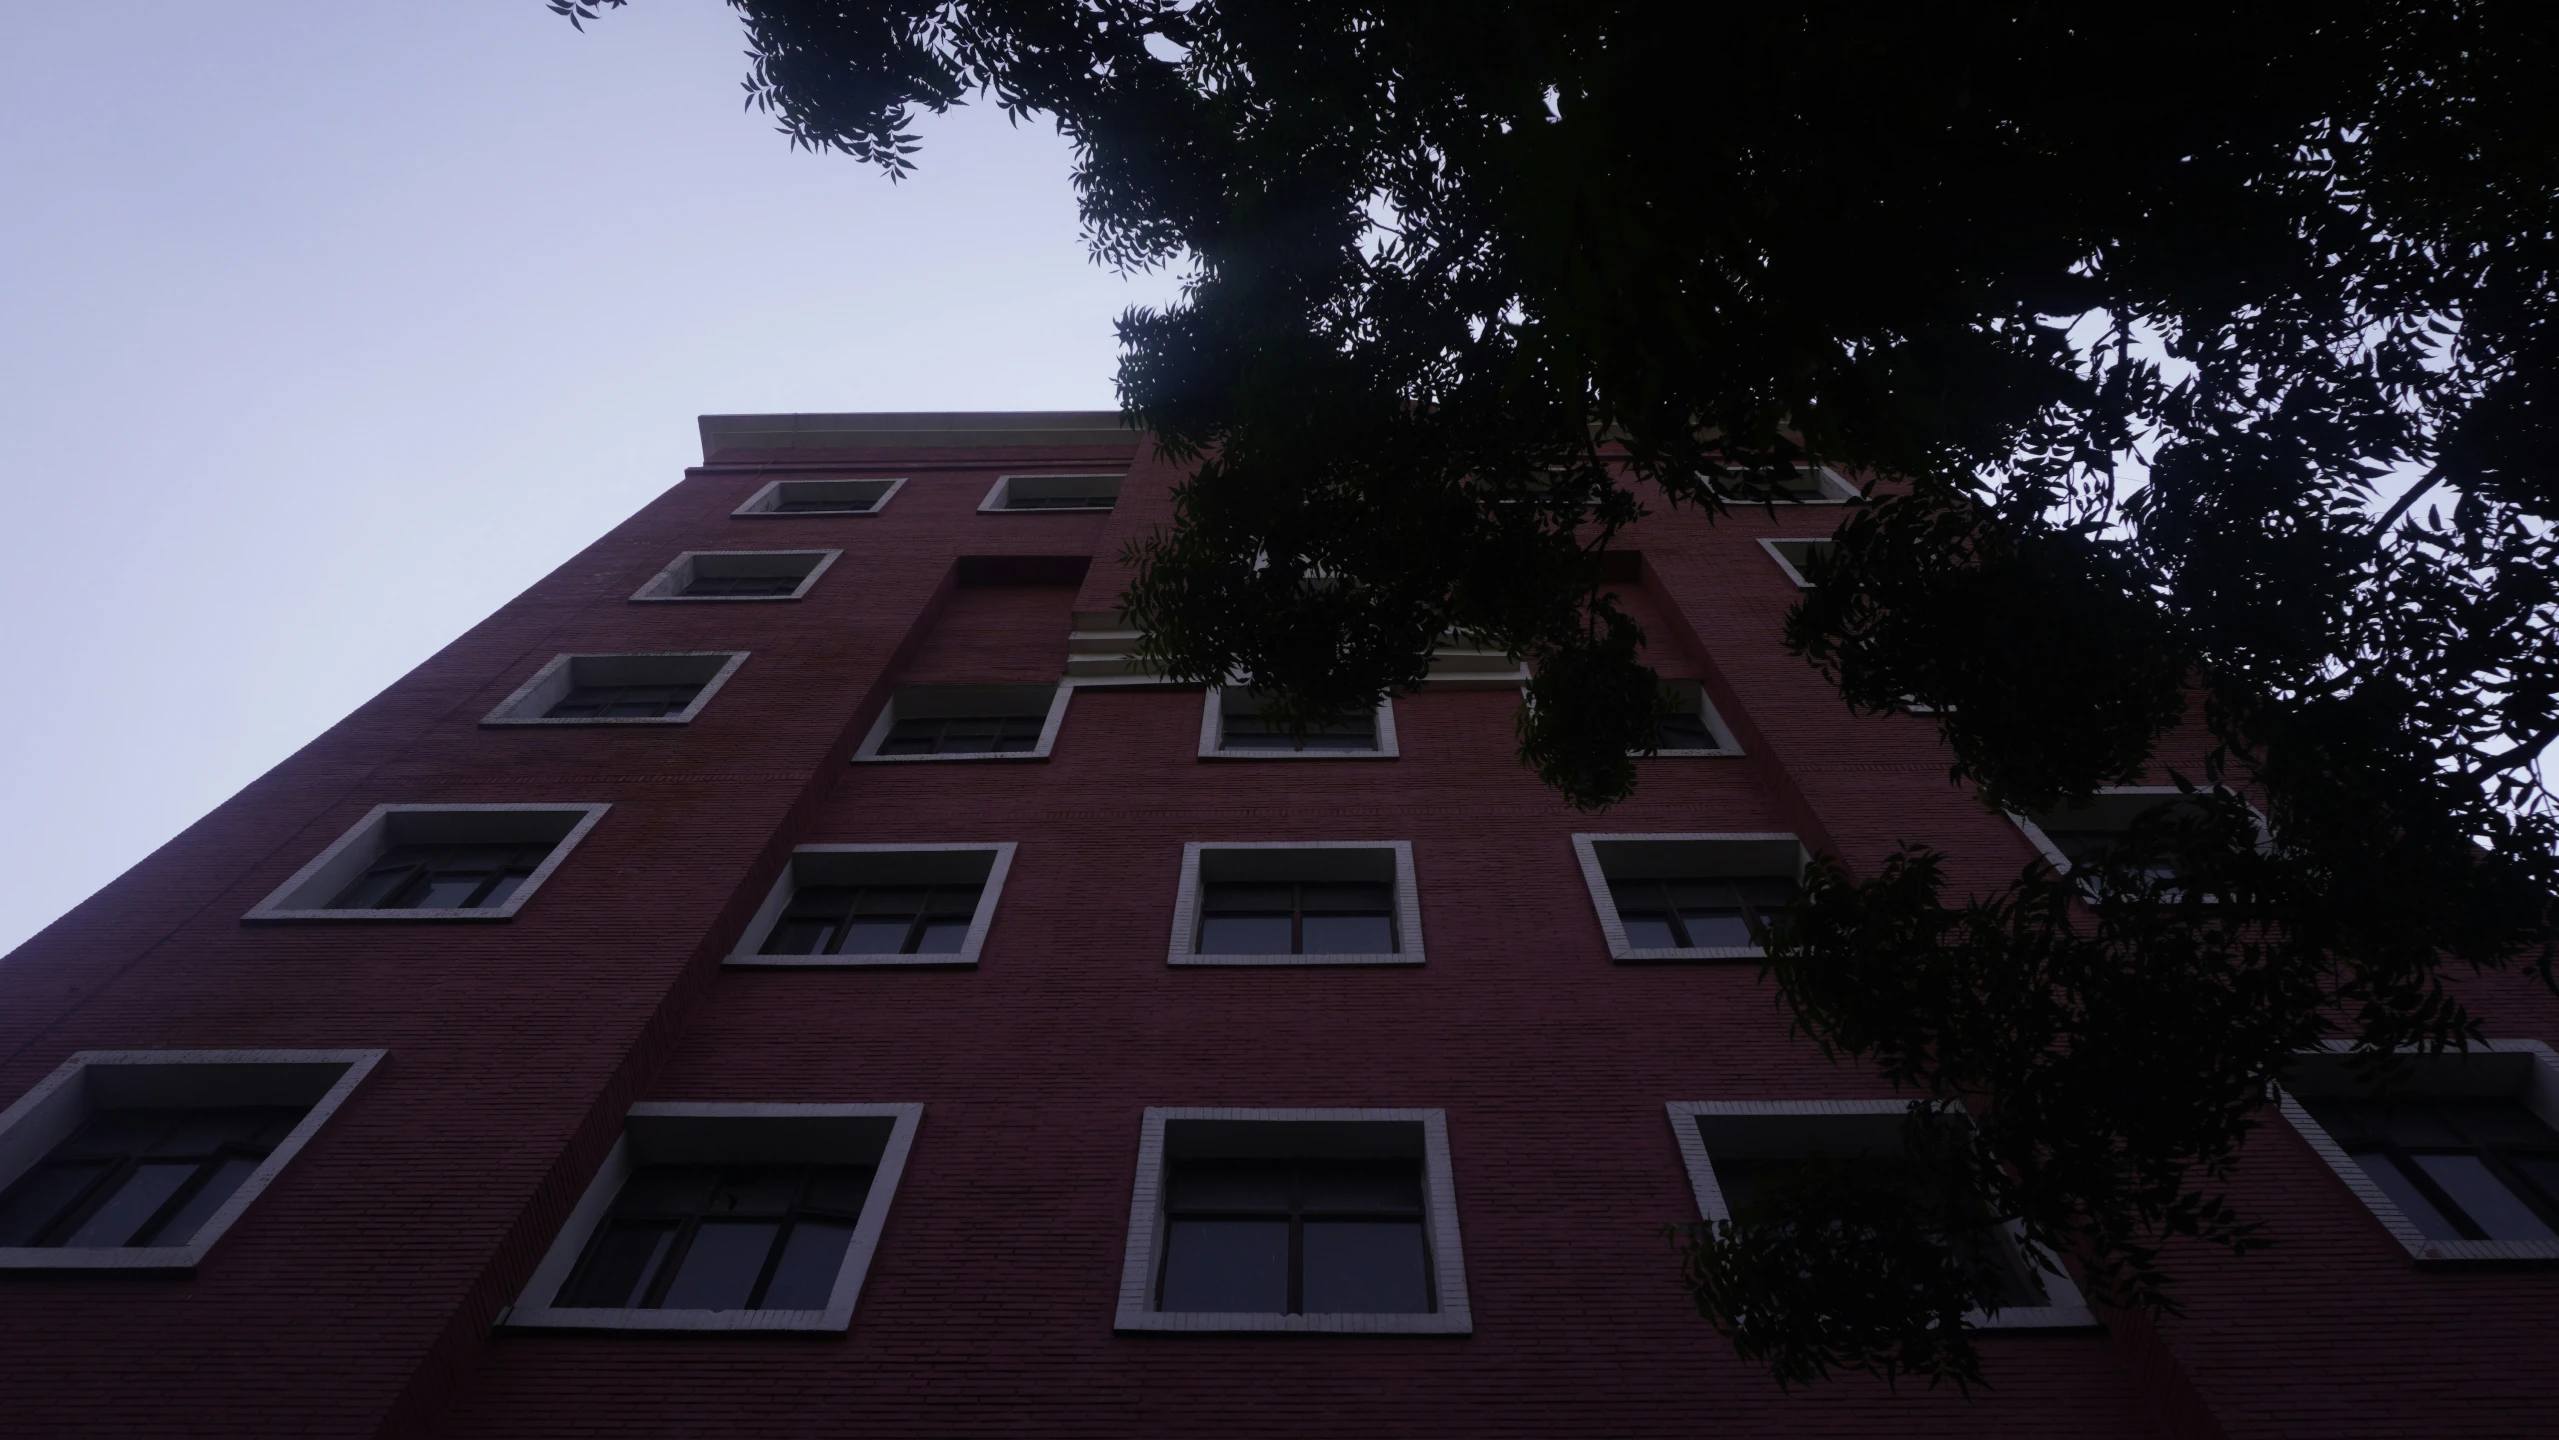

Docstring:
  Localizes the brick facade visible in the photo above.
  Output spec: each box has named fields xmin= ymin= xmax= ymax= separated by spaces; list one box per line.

xmin=3 ymin=412 xmax=2553 ymax=1437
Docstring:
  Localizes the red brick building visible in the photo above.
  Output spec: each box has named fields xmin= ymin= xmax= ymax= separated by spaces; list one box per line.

xmin=3 ymin=410 xmax=2555 ymax=1437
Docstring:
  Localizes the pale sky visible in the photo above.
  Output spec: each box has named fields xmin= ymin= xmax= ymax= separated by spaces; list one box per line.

xmin=0 ymin=1 xmax=1178 ymax=954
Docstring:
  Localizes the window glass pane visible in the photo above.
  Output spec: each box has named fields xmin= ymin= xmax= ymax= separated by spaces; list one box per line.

xmin=1299 ymin=1161 xmax=1424 ymax=1214
xmin=802 ymin=1167 xmax=876 ymax=1216
xmin=0 ymin=1161 xmax=110 ymax=1245
xmin=923 ymin=885 xmax=985 ymax=918
xmin=1302 ymin=914 xmax=1394 ymax=953
xmin=759 ymin=1221 xmax=856 ymax=1310
xmin=833 ymin=919 xmax=913 ymax=954
xmin=613 ymin=1166 xmax=715 ymax=1216
xmin=151 ymin=1155 xmax=260 ymax=1246
xmin=938 ymin=720 xmax=1001 ymax=749
xmin=912 ymin=920 xmax=972 ymax=954
xmin=150 ymin=1107 xmax=289 ymax=1156
xmin=1159 ymin=1218 xmax=1289 ymax=1312
xmin=880 ymin=719 xmax=940 ymax=755
xmin=1677 ymin=911 xmax=1757 ymax=948
xmin=477 ymin=872 xmax=529 ymax=910
xmin=1620 ymin=916 xmax=1682 ymax=949
xmin=1200 ymin=916 xmax=1295 ymax=954
xmin=330 ymin=866 xmax=415 ymax=909
xmin=2366 ymin=1101 xmax=2467 ymax=1148
xmin=658 ymin=1221 xmax=780 ymax=1310
xmin=1608 ymin=880 xmax=1668 ymax=916
xmin=64 ymin=1162 xmax=197 ymax=1246
xmin=1167 ymin=1160 xmax=1293 ymax=1212
xmin=415 ymin=875 xmax=486 ymax=909
xmin=707 ymin=1170 xmax=802 ymax=1218
xmin=2354 ymin=1154 xmax=2464 ymax=1239
xmin=760 ymin=918 xmax=835 ymax=955
xmin=2435 ymin=1098 xmax=2559 ymax=1148
xmin=2412 ymin=1154 xmax=2558 ymax=1241
xmin=1737 ymin=878 xmax=1799 ymax=914
xmin=1301 ymin=883 xmax=1390 ymax=914
xmin=63 ymin=1108 xmax=176 ymax=1156
xmin=1657 ymin=713 xmax=1714 ymax=749
xmin=559 ymin=1220 xmax=677 ymax=1307
xmin=1301 ymin=1220 xmax=1431 ymax=1313
xmin=855 ymin=887 xmax=928 ymax=917
xmin=1203 ymin=883 xmax=1294 ymax=915
xmin=2511 ymin=1154 xmax=2559 ymax=1206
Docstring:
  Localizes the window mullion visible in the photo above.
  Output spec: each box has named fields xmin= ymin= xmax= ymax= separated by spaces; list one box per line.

xmin=641 ymin=1215 xmax=703 ymax=1309
xmin=2388 ymin=1143 xmax=2490 ymax=1240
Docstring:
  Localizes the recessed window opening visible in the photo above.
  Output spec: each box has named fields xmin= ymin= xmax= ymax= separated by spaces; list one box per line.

xmin=1159 ymin=1156 xmax=1432 ymax=1315
xmin=1575 ymin=834 xmax=1805 ymax=961
xmin=0 ymin=1107 xmax=308 ymax=1249
xmin=557 ymin=1163 xmax=876 ymax=1312
xmin=631 ymin=550 xmax=838 ymax=603
xmin=0 ymin=1050 xmax=383 ymax=1271
xmin=857 ymin=684 xmax=1065 ymax=762
xmin=984 ymin=473 xmax=1125 ymax=512
xmin=729 ymin=845 xmax=1014 ymax=969
xmin=245 ymin=804 xmax=609 ymax=922
xmin=1201 ymin=881 xmax=1396 ymax=956
xmin=2298 ymin=1094 xmax=2559 ymax=1243
xmin=1667 ymin=1101 xmax=2094 ymax=1329
xmin=1650 ymin=680 xmax=1739 ymax=754
xmin=764 ymin=883 xmax=983 ymax=957
xmin=330 ymin=841 xmax=551 ymax=912
xmin=483 ymin=653 xmax=747 ymax=728
xmin=1713 ymin=464 xmax=1853 ymax=503
xmin=884 ymin=714 xmax=1043 ymax=755
xmin=1222 ymin=690 xmax=1378 ymax=752
xmin=552 ymin=682 xmax=700 ymax=719
xmin=1758 ymin=538 xmax=1835 ymax=588
xmin=734 ymin=478 xmax=902 ymax=516
xmin=1171 ymin=843 xmax=1421 ymax=966
xmin=2012 ymin=787 xmax=2258 ymax=893
xmin=2279 ymin=1043 xmax=2559 ymax=1262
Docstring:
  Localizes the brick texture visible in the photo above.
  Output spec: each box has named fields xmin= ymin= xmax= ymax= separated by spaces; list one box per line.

xmin=1 ymin=431 xmax=2551 ymax=1438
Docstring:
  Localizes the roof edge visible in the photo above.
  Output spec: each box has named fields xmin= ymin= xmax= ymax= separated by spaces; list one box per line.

xmin=699 ymin=410 xmax=1135 ymax=463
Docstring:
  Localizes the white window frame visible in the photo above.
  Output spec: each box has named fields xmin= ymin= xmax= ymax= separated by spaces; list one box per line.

xmin=726 ymin=843 xmax=1017 ymax=969
xmin=1757 ymin=537 xmax=1833 ymax=588
xmin=1666 ymin=1099 xmax=2097 ymax=1331
xmin=1168 ymin=841 xmax=1423 ymax=967
xmin=1572 ymin=832 xmax=1806 ymax=962
xmin=242 ymin=802 xmax=611 ymax=922
xmin=851 ymin=682 xmax=1073 ymax=763
xmin=629 ymin=549 xmax=841 ymax=603
xmin=1645 ymin=680 xmax=1743 ymax=757
xmin=731 ymin=477 xmax=906 ymax=517
xmin=2276 ymin=1039 xmax=2559 ymax=1265
xmin=1198 ymin=686 xmax=1399 ymax=760
xmin=977 ymin=473 xmax=1125 ymax=513
xmin=0 ymin=1049 xmax=384 ymax=1271
xmin=1710 ymin=463 xmax=1857 ymax=504
xmin=1113 ymin=1107 xmax=1473 ymax=1334
xmin=507 ymin=1101 xmax=923 ymax=1333
xmin=481 ymin=652 xmax=749 ymax=727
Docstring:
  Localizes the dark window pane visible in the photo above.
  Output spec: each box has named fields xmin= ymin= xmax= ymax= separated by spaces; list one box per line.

xmin=834 ymin=919 xmax=914 ymax=954
xmin=658 ymin=1221 xmax=779 ymax=1310
xmin=560 ymin=1220 xmax=677 ymax=1307
xmin=1302 ymin=914 xmax=1394 ymax=953
xmin=330 ymin=866 xmax=415 ymax=909
xmin=151 ymin=1107 xmax=293 ymax=1156
xmin=64 ymin=1162 xmax=197 ymax=1247
xmin=1301 ymin=883 xmax=1391 ymax=914
xmin=1302 ymin=1220 xmax=1432 ymax=1313
xmin=880 ymin=719 xmax=940 ymax=755
xmin=912 ymin=920 xmax=972 ymax=953
xmin=1621 ymin=916 xmax=1682 ymax=948
xmin=1610 ymin=880 xmax=1668 ymax=915
xmin=613 ymin=1166 xmax=716 ymax=1216
xmin=1299 ymin=1162 xmax=1424 ymax=1214
xmin=802 ymin=1168 xmax=876 ymax=1215
xmin=1657 ymin=712 xmax=1715 ymax=749
xmin=415 ymin=875 xmax=485 ymax=909
xmin=923 ymin=886 xmax=985 ymax=917
xmin=1200 ymin=916 xmax=1294 ymax=954
xmin=2355 ymin=1154 xmax=2464 ymax=1239
xmin=2435 ymin=1098 xmax=2559 ymax=1148
xmin=0 ymin=1161 xmax=109 ymax=1245
xmin=760 ymin=1221 xmax=856 ymax=1309
xmin=477 ymin=872 xmax=529 ymax=910
xmin=855 ymin=887 xmax=928 ymax=916
xmin=1167 ymin=1160 xmax=1293 ymax=1213
xmin=1160 ymin=1218 xmax=1289 ymax=1312
xmin=706 ymin=1170 xmax=802 ymax=1218
xmin=152 ymin=1155 xmax=261 ymax=1246
xmin=2413 ymin=1154 xmax=2557 ymax=1240
xmin=2512 ymin=1154 xmax=2559 ymax=1204
xmin=1203 ymin=883 xmax=1295 ymax=915
xmin=1678 ymin=911 xmax=1756 ymax=948
xmin=761 ymin=918 xmax=835 ymax=955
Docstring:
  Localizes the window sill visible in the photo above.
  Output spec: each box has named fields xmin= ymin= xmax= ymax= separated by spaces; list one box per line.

xmin=501 ymin=1306 xmax=849 ymax=1334
xmin=1611 ymin=944 xmax=1765 ymax=964
xmin=1201 ymin=749 xmax=1398 ymax=762
xmin=246 ymin=905 xmax=524 ymax=923
xmin=725 ymin=952 xmax=976 ymax=970
xmin=1116 ymin=1309 xmax=1470 ymax=1335
xmin=854 ymin=750 xmax=1050 ymax=764
xmin=1170 ymin=951 xmax=1419 ymax=967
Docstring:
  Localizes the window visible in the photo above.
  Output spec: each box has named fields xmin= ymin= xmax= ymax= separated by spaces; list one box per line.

xmin=1200 ymin=687 xmax=1398 ymax=759
xmin=630 ymin=550 xmax=840 ymax=603
xmin=732 ymin=478 xmax=904 ymax=517
xmin=2010 ymin=786 xmax=2261 ymax=894
xmin=1648 ymin=680 xmax=1740 ymax=755
xmin=854 ymin=684 xmax=1068 ymax=762
xmin=1666 ymin=1100 xmax=2095 ymax=1330
xmin=1573 ymin=833 xmax=1805 ymax=961
xmin=483 ymin=653 xmax=749 ymax=727
xmin=509 ymin=1102 xmax=922 ymax=1332
xmin=728 ymin=844 xmax=1015 ymax=968
xmin=1757 ymin=538 xmax=1834 ymax=588
xmin=1169 ymin=843 xmax=1422 ymax=967
xmin=1115 ymin=1109 xmax=1473 ymax=1334
xmin=979 ymin=473 xmax=1124 ymax=512
xmin=1710 ymin=464 xmax=1855 ymax=503
xmin=2279 ymin=1041 xmax=2559 ymax=1263
xmin=244 ymin=803 xmax=609 ymax=922
xmin=0 ymin=1050 xmax=382 ymax=1271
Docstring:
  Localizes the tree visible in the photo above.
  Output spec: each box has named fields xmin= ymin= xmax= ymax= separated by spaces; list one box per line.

xmin=560 ymin=0 xmax=2559 ymax=1387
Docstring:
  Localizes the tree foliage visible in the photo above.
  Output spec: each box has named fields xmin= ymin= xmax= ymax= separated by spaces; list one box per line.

xmin=562 ymin=0 xmax=2559 ymax=1386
